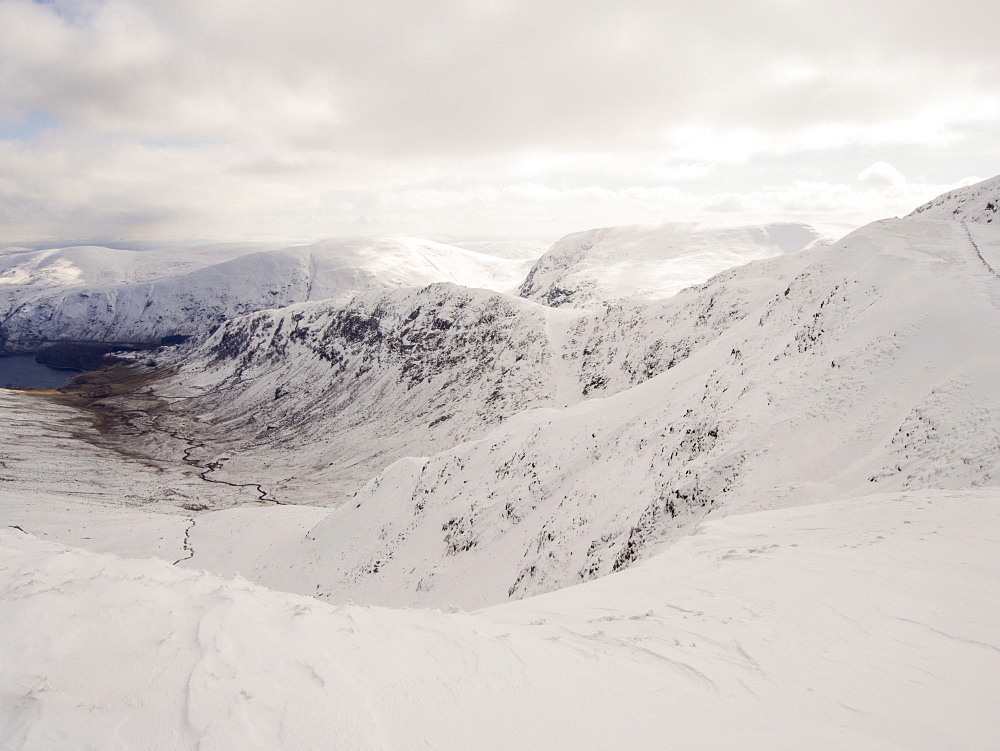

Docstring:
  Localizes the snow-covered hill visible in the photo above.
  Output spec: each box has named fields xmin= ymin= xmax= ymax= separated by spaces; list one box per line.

xmin=436 ymin=237 xmax=549 ymax=260
xmin=127 ymin=227 xmax=836 ymax=508
xmin=518 ymin=222 xmax=829 ymax=308
xmin=0 ymin=237 xmax=531 ymax=350
xmin=144 ymin=267 xmax=774 ymax=502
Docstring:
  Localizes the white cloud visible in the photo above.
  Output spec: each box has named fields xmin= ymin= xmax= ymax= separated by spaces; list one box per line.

xmin=858 ymin=162 xmax=907 ymax=189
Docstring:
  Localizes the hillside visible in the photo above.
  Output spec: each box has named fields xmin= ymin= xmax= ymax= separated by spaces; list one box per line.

xmin=907 ymin=174 xmax=1000 ymax=224
xmin=142 ymin=267 xmax=774 ymax=502
xmin=132 ymin=226 xmax=834 ymax=507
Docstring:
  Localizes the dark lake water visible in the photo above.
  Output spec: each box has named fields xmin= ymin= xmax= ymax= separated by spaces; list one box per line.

xmin=0 ymin=354 xmax=78 ymax=390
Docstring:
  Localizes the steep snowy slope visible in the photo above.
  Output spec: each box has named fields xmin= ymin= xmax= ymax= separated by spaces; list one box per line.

xmin=2 ymin=488 xmax=998 ymax=749
xmin=184 ymin=209 xmax=1000 ymax=608
xmin=518 ymin=222 xmax=829 ymax=307
xmin=138 ymin=259 xmax=785 ymax=503
xmin=148 ymin=286 xmax=566 ymax=502
xmin=907 ymin=174 xmax=1000 ymax=223
xmin=0 ymin=237 xmax=529 ymax=349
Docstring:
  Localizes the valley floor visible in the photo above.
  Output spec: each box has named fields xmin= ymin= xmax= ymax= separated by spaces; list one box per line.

xmin=1 ymin=388 xmax=998 ymax=749
xmin=0 ymin=389 xmax=333 ymax=566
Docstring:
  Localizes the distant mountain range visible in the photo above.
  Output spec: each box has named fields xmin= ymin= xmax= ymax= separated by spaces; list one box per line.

xmin=0 ymin=236 xmax=533 ymax=350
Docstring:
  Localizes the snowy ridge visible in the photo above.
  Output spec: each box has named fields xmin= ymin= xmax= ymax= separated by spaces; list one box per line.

xmin=518 ymin=222 xmax=829 ymax=308
xmin=0 ymin=237 xmax=530 ymax=349
xmin=3 ymin=488 xmax=998 ymax=749
xmin=907 ymin=174 xmax=1000 ymax=224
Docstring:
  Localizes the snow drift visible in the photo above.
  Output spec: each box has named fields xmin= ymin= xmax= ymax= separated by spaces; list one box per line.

xmin=2 ymin=488 xmax=997 ymax=749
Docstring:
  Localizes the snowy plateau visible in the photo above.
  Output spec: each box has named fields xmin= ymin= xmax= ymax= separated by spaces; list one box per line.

xmin=1 ymin=178 xmax=999 ymax=749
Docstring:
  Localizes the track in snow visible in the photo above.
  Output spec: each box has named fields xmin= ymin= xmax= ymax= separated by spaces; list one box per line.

xmin=963 ymin=220 xmax=1000 ymax=279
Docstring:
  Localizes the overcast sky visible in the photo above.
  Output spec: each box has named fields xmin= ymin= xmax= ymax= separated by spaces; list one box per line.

xmin=1 ymin=0 xmax=997 ymax=246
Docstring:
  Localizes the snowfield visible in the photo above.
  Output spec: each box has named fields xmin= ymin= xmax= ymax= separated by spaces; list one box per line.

xmin=2 ymin=489 xmax=998 ymax=750
xmin=1 ymin=176 xmax=999 ymax=748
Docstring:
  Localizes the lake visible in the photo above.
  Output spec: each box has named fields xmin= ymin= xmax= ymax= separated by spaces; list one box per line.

xmin=0 ymin=354 xmax=78 ymax=390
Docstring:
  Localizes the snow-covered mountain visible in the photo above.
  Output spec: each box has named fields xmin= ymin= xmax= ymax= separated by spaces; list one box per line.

xmin=109 ymin=188 xmax=998 ymax=610
xmin=518 ymin=222 xmax=829 ymax=308
xmin=147 ymin=270 xmax=769 ymax=503
xmin=137 ymin=225 xmax=831 ymax=506
xmin=0 ymin=236 xmax=531 ymax=350
xmin=435 ymin=237 xmax=550 ymax=260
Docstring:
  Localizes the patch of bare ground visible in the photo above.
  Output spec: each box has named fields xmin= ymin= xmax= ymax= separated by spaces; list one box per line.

xmin=44 ymin=362 xmax=282 ymax=505
xmin=44 ymin=362 xmax=172 ymax=445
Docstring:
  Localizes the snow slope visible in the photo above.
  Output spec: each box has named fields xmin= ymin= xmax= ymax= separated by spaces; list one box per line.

xmin=2 ymin=488 xmax=997 ymax=749
xmin=0 ymin=237 xmax=530 ymax=349
xmin=438 ymin=237 xmax=549 ymax=260
xmin=518 ymin=222 xmax=829 ymax=307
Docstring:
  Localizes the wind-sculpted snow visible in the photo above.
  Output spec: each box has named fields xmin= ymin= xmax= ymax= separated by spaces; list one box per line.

xmin=2 ymin=489 xmax=999 ymax=749
xmin=907 ymin=174 xmax=1000 ymax=224
xmin=0 ymin=237 xmax=531 ymax=350
xmin=518 ymin=221 xmax=828 ymax=308
xmin=195 ymin=213 xmax=1000 ymax=608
